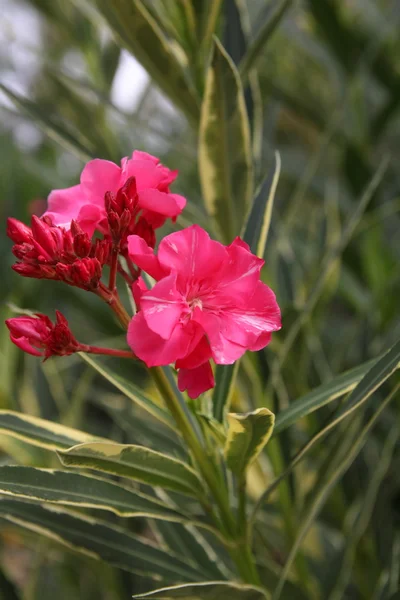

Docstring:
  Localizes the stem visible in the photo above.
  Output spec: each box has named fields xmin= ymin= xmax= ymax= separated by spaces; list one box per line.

xmin=151 ymin=366 xmax=235 ymax=537
xmin=108 ymin=247 xmax=119 ymax=291
xmin=82 ymin=345 xmax=136 ymax=359
xmin=96 ymin=283 xmax=131 ymax=329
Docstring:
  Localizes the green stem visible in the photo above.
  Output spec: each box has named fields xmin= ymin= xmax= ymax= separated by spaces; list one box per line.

xmin=82 ymin=345 xmax=136 ymax=359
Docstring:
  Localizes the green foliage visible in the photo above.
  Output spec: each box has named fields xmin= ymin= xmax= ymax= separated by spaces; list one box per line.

xmin=1 ymin=0 xmax=400 ymax=598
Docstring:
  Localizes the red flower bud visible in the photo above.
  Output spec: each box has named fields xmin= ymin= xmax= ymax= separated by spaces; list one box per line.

xmin=7 ymin=218 xmax=32 ymax=244
xmin=133 ymin=217 xmax=156 ymax=249
xmin=31 ymin=215 xmax=58 ymax=260
xmin=6 ymin=311 xmax=80 ymax=359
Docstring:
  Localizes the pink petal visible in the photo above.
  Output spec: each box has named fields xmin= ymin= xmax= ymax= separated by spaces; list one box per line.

xmin=178 ymin=362 xmax=215 ymax=399
xmin=77 ymin=204 xmax=106 ymax=236
xmin=127 ymin=235 xmax=168 ymax=280
xmin=80 ymin=159 xmax=121 ymax=206
xmin=127 ymin=312 xmax=192 ymax=367
xmin=123 ymin=159 xmax=166 ymax=190
xmin=249 ymin=331 xmax=272 ymax=352
xmin=137 ymin=189 xmax=185 ymax=217
xmin=175 ymin=335 xmax=212 ymax=369
xmin=193 ymin=309 xmax=247 ymax=365
xmin=158 ymin=225 xmax=228 ymax=280
xmin=131 ymin=276 xmax=148 ymax=310
xmin=220 ymin=282 xmax=281 ymax=348
xmin=140 ymin=273 xmax=186 ymax=339
xmin=131 ymin=150 xmax=159 ymax=164
xmin=213 ymin=240 xmax=264 ymax=304
xmin=44 ymin=185 xmax=84 ymax=228
xmin=10 ymin=334 xmax=43 ymax=356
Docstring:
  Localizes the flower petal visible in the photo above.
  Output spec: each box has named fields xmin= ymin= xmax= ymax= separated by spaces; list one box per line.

xmin=80 ymin=158 xmax=121 ymax=205
xmin=137 ymin=189 xmax=186 ymax=217
xmin=178 ymin=362 xmax=215 ymax=399
xmin=175 ymin=334 xmax=212 ymax=369
xmin=158 ymin=225 xmax=228 ymax=280
xmin=127 ymin=312 xmax=192 ymax=367
xmin=44 ymin=185 xmax=84 ymax=229
xmin=140 ymin=274 xmax=186 ymax=339
xmin=193 ymin=309 xmax=247 ymax=365
xmin=127 ymin=235 xmax=167 ymax=280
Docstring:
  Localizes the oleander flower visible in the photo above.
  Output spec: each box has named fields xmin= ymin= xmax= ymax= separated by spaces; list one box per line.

xmin=127 ymin=225 xmax=281 ymax=398
xmin=43 ymin=151 xmax=186 ymax=237
xmin=6 ymin=311 xmax=80 ymax=358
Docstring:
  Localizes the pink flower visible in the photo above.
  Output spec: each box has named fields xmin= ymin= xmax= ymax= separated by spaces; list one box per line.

xmin=6 ymin=311 xmax=80 ymax=359
xmin=43 ymin=151 xmax=186 ymax=237
xmin=127 ymin=225 xmax=281 ymax=398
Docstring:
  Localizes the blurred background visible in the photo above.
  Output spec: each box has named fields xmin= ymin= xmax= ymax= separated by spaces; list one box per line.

xmin=1 ymin=0 xmax=400 ymax=598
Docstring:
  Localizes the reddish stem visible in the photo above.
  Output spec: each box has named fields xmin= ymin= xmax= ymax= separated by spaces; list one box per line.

xmin=118 ymin=263 xmax=134 ymax=285
xmin=96 ymin=283 xmax=131 ymax=329
xmin=81 ymin=344 xmax=136 ymax=359
xmin=108 ymin=246 xmax=119 ymax=291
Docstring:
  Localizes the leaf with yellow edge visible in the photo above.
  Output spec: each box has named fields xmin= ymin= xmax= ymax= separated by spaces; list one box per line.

xmin=224 ymin=408 xmax=275 ymax=477
xmin=58 ymin=442 xmax=206 ymax=499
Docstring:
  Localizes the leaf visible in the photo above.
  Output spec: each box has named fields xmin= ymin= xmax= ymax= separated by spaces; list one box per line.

xmin=79 ymin=354 xmax=175 ymax=430
xmin=198 ymin=37 xmax=253 ymax=242
xmin=58 ymin=442 xmax=206 ymax=499
xmin=0 ymin=410 xmax=102 ymax=452
xmin=225 ymin=408 xmax=275 ymax=477
xmin=0 ymin=466 xmax=187 ymax=521
xmin=0 ymin=500 xmax=205 ymax=582
xmin=212 ymin=362 xmax=239 ymax=423
xmin=239 ymin=0 xmax=295 ymax=81
xmin=93 ymin=0 xmax=199 ymax=122
xmin=0 ymin=83 xmax=93 ymax=162
xmin=241 ymin=151 xmax=281 ymax=258
xmin=0 ymin=564 xmax=20 ymax=600
xmin=274 ymin=355 xmax=380 ymax=434
xmin=132 ymin=581 xmax=270 ymax=599
xmin=273 ymin=383 xmax=400 ymax=600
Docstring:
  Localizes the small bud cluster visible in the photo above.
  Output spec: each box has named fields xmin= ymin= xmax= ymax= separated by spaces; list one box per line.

xmin=6 ymin=311 xmax=80 ymax=359
xmin=8 ymin=216 xmax=110 ymax=291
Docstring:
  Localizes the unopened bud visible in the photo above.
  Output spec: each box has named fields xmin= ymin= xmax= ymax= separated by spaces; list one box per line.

xmin=7 ymin=218 xmax=32 ymax=244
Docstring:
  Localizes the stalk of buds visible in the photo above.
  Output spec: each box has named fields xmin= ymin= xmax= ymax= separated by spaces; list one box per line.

xmin=7 ymin=216 xmax=111 ymax=291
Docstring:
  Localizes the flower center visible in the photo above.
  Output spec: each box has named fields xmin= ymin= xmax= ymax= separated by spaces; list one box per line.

xmin=188 ymin=297 xmax=203 ymax=311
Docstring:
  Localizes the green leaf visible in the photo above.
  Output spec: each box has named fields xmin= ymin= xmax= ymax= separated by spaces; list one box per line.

xmin=79 ymin=354 xmax=175 ymax=430
xmin=225 ymin=408 xmax=275 ymax=476
xmin=274 ymin=356 xmax=380 ymax=434
xmin=0 ymin=410 xmax=102 ymax=452
xmin=212 ymin=362 xmax=239 ymax=423
xmin=199 ymin=37 xmax=253 ymax=241
xmin=132 ymin=581 xmax=270 ymax=599
xmin=273 ymin=382 xmax=400 ymax=600
xmin=0 ymin=500 xmax=205 ymax=583
xmin=58 ymin=442 xmax=206 ymax=499
xmin=241 ymin=151 xmax=281 ymax=258
xmin=93 ymin=0 xmax=199 ymax=122
xmin=0 ymin=83 xmax=93 ymax=162
xmin=0 ymin=466 xmax=187 ymax=521
xmin=239 ymin=0 xmax=295 ymax=81
xmin=0 ymin=564 xmax=20 ymax=600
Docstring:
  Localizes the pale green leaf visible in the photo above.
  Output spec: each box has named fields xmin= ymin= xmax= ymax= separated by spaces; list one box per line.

xmin=132 ymin=581 xmax=270 ymax=599
xmin=225 ymin=408 xmax=275 ymax=476
xmin=58 ymin=442 xmax=206 ymax=499
xmin=241 ymin=152 xmax=281 ymax=258
xmin=0 ymin=500 xmax=205 ymax=582
xmin=198 ymin=37 xmax=253 ymax=241
xmin=0 ymin=466 xmax=187 ymax=521
xmin=0 ymin=410 xmax=102 ymax=452
xmin=93 ymin=0 xmax=199 ymax=122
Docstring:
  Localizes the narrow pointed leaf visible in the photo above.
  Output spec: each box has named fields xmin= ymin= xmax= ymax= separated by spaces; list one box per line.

xmin=0 ymin=500 xmax=205 ymax=582
xmin=93 ymin=0 xmax=199 ymax=122
xmin=58 ymin=442 xmax=205 ymax=499
xmin=0 ymin=466 xmax=186 ymax=521
xmin=199 ymin=37 xmax=253 ymax=241
xmin=0 ymin=83 xmax=92 ymax=161
xmin=241 ymin=151 xmax=281 ymax=257
xmin=239 ymin=0 xmax=294 ymax=80
xmin=132 ymin=581 xmax=270 ymax=599
xmin=0 ymin=410 xmax=102 ymax=451
xmin=225 ymin=408 xmax=275 ymax=476
xmin=274 ymin=355 xmax=380 ymax=434
xmin=80 ymin=354 xmax=175 ymax=430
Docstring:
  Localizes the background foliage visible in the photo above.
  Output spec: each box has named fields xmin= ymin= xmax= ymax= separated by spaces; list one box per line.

xmin=1 ymin=0 xmax=400 ymax=598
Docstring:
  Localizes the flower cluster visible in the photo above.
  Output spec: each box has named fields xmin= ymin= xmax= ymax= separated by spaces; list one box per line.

xmin=6 ymin=150 xmax=281 ymax=398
